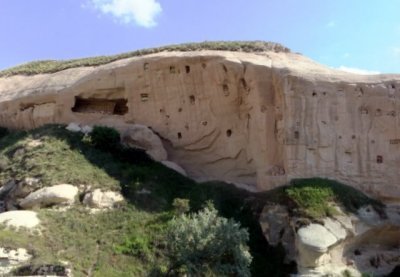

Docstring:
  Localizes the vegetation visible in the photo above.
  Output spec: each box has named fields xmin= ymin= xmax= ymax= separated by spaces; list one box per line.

xmin=0 ymin=124 xmax=292 ymax=276
xmin=0 ymin=41 xmax=290 ymax=77
xmin=165 ymin=204 xmax=252 ymax=276
xmin=284 ymin=178 xmax=384 ymax=219
xmin=89 ymin=125 xmax=121 ymax=151
xmin=0 ymin=127 xmax=9 ymax=139
xmin=0 ymin=125 xmax=382 ymax=276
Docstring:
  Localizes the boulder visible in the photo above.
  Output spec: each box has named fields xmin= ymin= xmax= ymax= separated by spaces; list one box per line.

xmin=296 ymin=224 xmax=338 ymax=268
xmin=83 ymin=189 xmax=124 ymax=209
xmin=323 ymin=217 xmax=347 ymax=241
xmin=11 ymin=177 xmax=40 ymax=198
xmin=19 ymin=184 xmax=78 ymax=209
xmin=161 ymin=161 xmax=187 ymax=176
xmin=122 ymin=125 xmax=167 ymax=161
xmin=0 ymin=248 xmax=32 ymax=276
xmin=14 ymin=264 xmax=71 ymax=277
xmin=297 ymin=224 xmax=338 ymax=253
xmin=81 ymin=125 xmax=93 ymax=134
xmin=0 ymin=210 xmax=40 ymax=229
xmin=66 ymin=122 xmax=81 ymax=132
xmin=357 ymin=205 xmax=382 ymax=226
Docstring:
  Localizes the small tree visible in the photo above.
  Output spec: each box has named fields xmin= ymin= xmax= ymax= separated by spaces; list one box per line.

xmin=166 ymin=204 xmax=252 ymax=276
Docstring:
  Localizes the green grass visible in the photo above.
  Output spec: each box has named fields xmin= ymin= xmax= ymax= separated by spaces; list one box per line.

xmin=0 ymin=125 xmax=382 ymax=276
xmin=0 ymin=41 xmax=290 ymax=77
xmin=278 ymin=178 xmax=383 ymax=219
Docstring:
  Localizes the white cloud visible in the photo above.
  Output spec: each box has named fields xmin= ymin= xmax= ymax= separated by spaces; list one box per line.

xmin=89 ymin=0 xmax=162 ymax=28
xmin=337 ymin=66 xmax=380 ymax=75
xmin=326 ymin=21 xmax=336 ymax=28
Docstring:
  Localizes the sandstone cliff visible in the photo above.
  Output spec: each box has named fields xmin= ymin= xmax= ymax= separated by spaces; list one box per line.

xmin=0 ymin=48 xmax=399 ymax=200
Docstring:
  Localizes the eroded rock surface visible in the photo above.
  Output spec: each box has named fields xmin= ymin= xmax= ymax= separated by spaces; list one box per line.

xmin=0 ymin=50 xmax=399 ymax=200
xmin=260 ymin=204 xmax=400 ymax=276
xmin=122 ymin=124 xmax=168 ymax=161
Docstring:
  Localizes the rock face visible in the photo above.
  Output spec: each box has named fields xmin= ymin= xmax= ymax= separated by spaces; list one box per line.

xmin=161 ymin=160 xmax=187 ymax=176
xmin=260 ymin=204 xmax=400 ymax=276
xmin=19 ymin=184 xmax=78 ymax=209
xmin=0 ymin=50 xmax=399 ymax=200
xmin=122 ymin=124 xmax=168 ymax=161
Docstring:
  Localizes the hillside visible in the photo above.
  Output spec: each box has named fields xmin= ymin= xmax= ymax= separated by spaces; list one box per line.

xmin=0 ymin=125 xmax=288 ymax=276
xmin=0 ymin=124 xmax=390 ymax=276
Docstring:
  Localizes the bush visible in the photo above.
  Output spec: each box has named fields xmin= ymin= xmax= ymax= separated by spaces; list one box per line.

xmin=286 ymin=184 xmax=337 ymax=218
xmin=114 ymin=234 xmax=151 ymax=260
xmin=286 ymin=178 xmax=384 ymax=218
xmin=0 ymin=127 xmax=9 ymax=140
xmin=172 ymin=198 xmax=190 ymax=215
xmin=165 ymin=204 xmax=252 ymax=276
xmin=89 ymin=126 xmax=120 ymax=151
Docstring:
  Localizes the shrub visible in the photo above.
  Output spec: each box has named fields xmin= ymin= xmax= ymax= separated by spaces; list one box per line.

xmin=114 ymin=234 xmax=151 ymax=260
xmin=286 ymin=184 xmax=337 ymax=218
xmin=172 ymin=198 xmax=190 ymax=215
xmin=0 ymin=127 xmax=9 ymax=140
xmin=89 ymin=126 xmax=120 ymax=151
xmin=165 ymin=204 xmax=252 ymax=276
xmin=286 ymin=178 xmax=384 ymax=218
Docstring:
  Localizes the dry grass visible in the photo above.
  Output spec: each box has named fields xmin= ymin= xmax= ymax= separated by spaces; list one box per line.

xmin=0 ymin=41 xmax=290 ymax=77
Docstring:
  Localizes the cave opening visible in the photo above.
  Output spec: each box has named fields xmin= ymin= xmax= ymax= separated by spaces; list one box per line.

xmin=71 ymin=97 xmax=128 ymax=115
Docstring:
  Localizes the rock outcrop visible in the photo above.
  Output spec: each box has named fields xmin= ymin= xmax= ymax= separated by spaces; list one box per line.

xmin=260 ymin=204 xmax=400 ymax=276
xmin=0 ymin=49 xmax=399 ymax=200
xmin=0 ymin=248 xmax=32 ymax=276
xmin=82 ymin=189 xmax=124 ymax=209
xmin=19 ymin=184 xmax=78 ymax=209
xmin=0 ymin=210 xmax=40 ymax=229
xmin=122 ymin=124 xmax=168 ymax=161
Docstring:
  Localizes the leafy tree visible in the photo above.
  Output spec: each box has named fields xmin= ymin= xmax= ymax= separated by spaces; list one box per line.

xmin=166 ymin=204 xmax=252 ymax=276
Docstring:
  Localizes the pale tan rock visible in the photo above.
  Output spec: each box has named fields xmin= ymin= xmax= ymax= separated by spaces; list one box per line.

xmin=0 ymin=247 xmax=32 ymax=276
xmin=122 ymin=124 xmax=167 ymax=161
xmin=323 ymin=217 xmax=347 ymax=241
xmin=161 ymin=160 xmax=187 ymax=176
xmin=82 ymin=189 xmax=124 ymax=209
xmin=0 ymin=210 xmax=40 ymax=229
xmin=81 ymin=125 xmax=93 ymax=134
xmin=0 ymin=50 xmax=399 ymax=200
xmin=19 ymin=184 xmax=78 ymax=209
xmin=66 ymin=122 xmax=81 ymax=132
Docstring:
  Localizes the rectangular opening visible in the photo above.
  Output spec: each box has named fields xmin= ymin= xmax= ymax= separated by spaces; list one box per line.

xmin=390 ymin=139 xmax=400 ymax=145
xmin=72 ymin=97 xmax=128 ymax=115
xmin=140 ymin=93 xmax=149 ymax=102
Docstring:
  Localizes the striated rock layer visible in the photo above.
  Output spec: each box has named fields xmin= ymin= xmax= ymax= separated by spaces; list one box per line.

xmin=0 ymin=50 xmax=399 ymax=200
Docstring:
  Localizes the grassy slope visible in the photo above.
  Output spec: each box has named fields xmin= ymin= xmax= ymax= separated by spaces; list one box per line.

xmin=0 ymin=125 xmax=381 ymax=276
xmin=0 ymin=41 xmax=290 ymax=77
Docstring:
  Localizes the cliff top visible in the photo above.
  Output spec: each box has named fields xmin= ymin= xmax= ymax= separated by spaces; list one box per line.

xmin=0 ymin=41 xmax=290 ymax=77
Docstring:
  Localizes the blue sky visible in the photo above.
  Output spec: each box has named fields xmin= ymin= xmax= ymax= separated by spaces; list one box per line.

xmin=1 ymin=0 xmax=399 ymax=73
